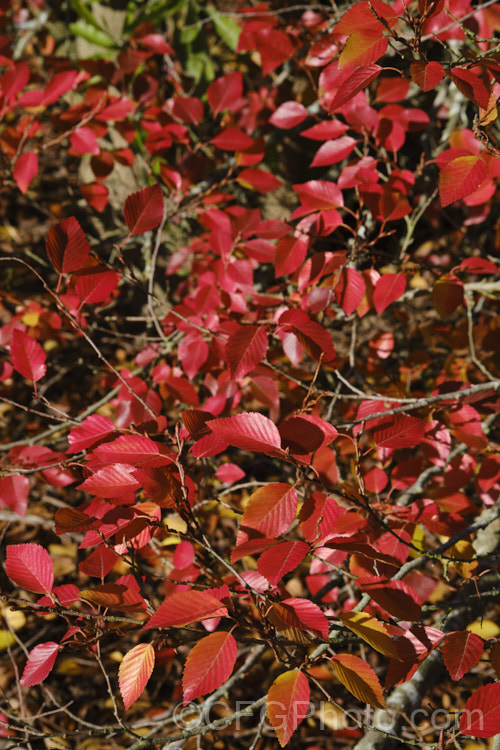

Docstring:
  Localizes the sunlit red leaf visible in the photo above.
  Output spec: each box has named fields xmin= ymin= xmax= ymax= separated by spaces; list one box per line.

xmin=410 ymin=60 xmax=444 ymax=91
xmin=331 ymin=653 xmax=385 ymax=707
xmin=123 ymin=184 xmax=164 ymax=235
xmin=269 ymin=101 xmax=308 ymax=129
xmin=372 ymin=415 xmax=426 ymax=449
xmin=329 ymin=65 xmax=381 ymax=111
xmin=258 ymin=541 xmax=309 ymax=586
xmin=119 ymin=643 xmax=155 ymax=710
xmin=183 ymin=631 xmax=237 ymax=705
xmin=13 ymin=151 xmax=38 ymax=193
xmin=77 ymin=464 xmax=140 ymax=498
xmin=178 ymin=333 xmax=209 ymax=379
xmin=373 ymin=273 xmax=406 ymax=314
xmin=45 ymin=216 xmax=90 ymax=273
xmin=267 ymin=669 xmax=310 ymax=747
xmin=10 ymin=330 xmax=46 ymax=384
xmin=335 ymin=0 xmax=398 ymax=34
xmin=67 ymin=414 xmax=116 ymax=453
xmin=240 ymin=483 xmax=298 ymax=538
xmin=255 ymin=28 xmax=295 ymax=75
xmin=6 ymin=543 xmax=54 ymax=594
xmin=20 ymin=642 xmax=59 ymax=686
xmin=212 ymin=128 xmax=253 ymax=151
xmin=338 ymin=30 xmax=388 ymax=70
xmin=70 ymin=127 xmax=100 ymax=155
xmin=442 ymin=631 xmax=483 ymax=681
xmin=275 ymin=236 xmax=308 ymax=277
xmin=310 ymin=136 xmax=357 ymax=167
xmin=281 ymin=598 xmax=329 ymax=640
xmin=237 ymin=167 xmax=282 ymax=193
xmin=336 ymin=267 xmax=366 ymax=316
xmin=460 ymin=682 xmax=500 ymax=737
xmin=207 ymin=412 xmax=284 ymax=456
xmin=144 ymin=590 xmax=228 ymax=630
xmin=226 ymin=325 xmax=268 ymax=379
xmin=79 ymin=546 xmax=119 ymax=578
xmin=207 ymin=71 xmax=242 ymax=114
xmin=92 ymin=434 xmax=172 ymax=468
xmin=293 ymin=180 xmax=344 ymax=212
xmin=0 ymin=474 xmax=29 ymax=516
xmin=439 ymin=155 xmax=488 ymax=207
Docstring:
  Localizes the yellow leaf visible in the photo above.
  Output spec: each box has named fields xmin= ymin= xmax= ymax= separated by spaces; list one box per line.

xmin=339 ymin=611 xmax=400 ymax=658
xmin=0 ymin=630 xmax=16 ymax=650
xmin=331 ymin=653 xmax=385 ymax=708
xmin=467 ymin=620 xmax=500 ymax=638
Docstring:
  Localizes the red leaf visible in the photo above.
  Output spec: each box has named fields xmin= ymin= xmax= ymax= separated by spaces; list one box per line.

xmin=75 ymin=266 xmax=120 ymax=305
xmin=299 ymin=492 xmax=340 ymax=544
xmin=79 ymin=546 xmax=119 ymax=578
xmin=293 ymin=180 xmax=344 ymax=212
xmin=13 ymin=151 xmax=38 ymax=193
xmin=335 ymin=267 xmax=366 ymax=316
xmin=80 ymin=583 xmax=147 ymax=612
xmin=255 ymin=28 xmax=295 ymax=75
xmin=360 ymin=579 xmax=422 ymax=620
xmin=46 ymin=217 xmax=91 ymax=273
xmin=42 ymin=70 xmax=78 ymax=105
xmin=267 ymin=669 xmax=310 ymax=747
xmin=278 ymin=417 xmax=325 ymax=455
xmin=183 ymin=631 xmax=237 ymax=705
xmin=281 ymin=598 xmax=329 ymax=640
xmin=335 ymin=0 xmax=398 ymax=34
xmin=310 ymin=136 xmax=357 ymax=167
xmin=6 ymin=543 xmax=54 ymax=594
xmin=178 ymin=333 xmax=209 ymax=379
xmin=80 ymin=183 xmax=109 ymax=212
xmin=410 ymin=60 xmax=444 ymax=91
xmin=67 ymin=414 xmax=116 ymax=453
xmin=0 ymin=474 xmax=29 ymax=516
xmin=373 ymin=273 xmax=407 ymax=314
xmin=119 ymin=643 xmax=155 ymax=710
xmin=258 ymin=541 xmax=309 ymax=586
xmin=439 ymin=155 xmax=488 ymax=207
xmin=92 ymin=434 xmax=172 ymax=468
xmin=275 ymin=236 xmax=308 ymax=277
xmin=237 ymin=167 xmax=282 ymax=193
xmin=240 ymin=483 xmax=298 ymax=538
xmin=215 ymin=463 xmax=245 ymax=484
xmin=338 ymin=30 xmax=387 ymax=70
xmin=70 ymin=127 xmax=100 ymax=155
xmin=207 ymin=72 xmax=242 ymax=114
xmin=54 ymin=507 xmax=99 ymax=535
xmin=123 ymin=184 xmax=164 ymax=235
xmin=450 ymin=67 xmax=490 ymax=109
xmin=280 ymin=310 xmax=336 ymax=364
xmin=10 ymin=330 xmax=46 ymax=384
xmin=212 ymin=128 xmax=253 ymax=151
xmin=329 ymin=65 xmax=381 ymax=111
xmin=77 ymin=464 xmax=140 ymax=499
xmin=20 ymin=642 xmax=59 ymax=686
xmin=144 ymin=590 xmax=228 ymax=630
xmin=460 ymin=682 xmax=500 ymax=737
xmin=226 ymin=325 xmax=268 ymax=379
xmin=442 ymin=631 xmax=483 ymax=681
xmin=372 ymin=415 xmax=426 ymax=448
xmin=269 ymin=101 xmax=308 ymax=129
xmin=207 ymin=412 xmax=284 ymax=456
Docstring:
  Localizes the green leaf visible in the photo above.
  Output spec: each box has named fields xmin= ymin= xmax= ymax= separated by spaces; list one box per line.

xmin=180 ymin=3 xmax=202 ymax=45
xmin=69 ymin=21 xmax=119 ymax=49
xmin=127 ymin=0 xmax=186 ymax=32
xmin=70 ymin=0 xmax=102 ymax=28
xmin=207 ymin=6 xmax=241 ymax=51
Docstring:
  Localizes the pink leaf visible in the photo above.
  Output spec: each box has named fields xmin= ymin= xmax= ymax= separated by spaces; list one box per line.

xmin=20 ymin=642 xmax=59 ymax=686
xmin=460 ymin=682 xmax=500 ymax=737
xmin=215 ymin=463 xmax=245 ymax=483
xmin=6 ymin=543 xmax=54 ymax=594
xmin=70 ymin=127 xmax=100 ymax=155
xmin=373 ymin=273 xmax=407 ymax=314
xmin=123 ymin=184 xmax=164 ymax=235
xmin=46 ymin=216 xmax=91 ymax=273
xmin=269 ymin=101 xmax=308 ymax=129
xmin=13 ymin=152 xmax=38 ymax=193
xmin=183 ymin=631 xmax=237 ymax=705
xmin=119 ymin=643 xmax=155 ymax=710
xmin=281 ymin=598 xmax=329 ymax=639
xmin=226 ymin=325 xmax=268 ymax=380
xmin=267 ymin=669 xmax=310 ymax=747
xmin=310 ymin=136 xmax=357 ymax=167
xmin=207 ymin=413 xmax=284 ymax=456
xmin=10 ymin=330 xmax=46 ymax=384
xmin=442 ymin=631 xmax=483 ymax=681
xmin=0 ymin=474 xmax=29 ymax=516
xmin=258 ymin=541 xmax=309 ymax=586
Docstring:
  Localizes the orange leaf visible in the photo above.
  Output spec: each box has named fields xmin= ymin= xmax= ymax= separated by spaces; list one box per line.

xmin=240 ymin=483 xmax=298 ymax=538
xmin=119 ymin=643 xmax=155 ymax=710
xmin=331 ymin=653 xmax=385 ymax=707
xmin=338 ymin=30 xmax=388 ymax=70
xmin=267 ymin=669 xmax=310 ymax=746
